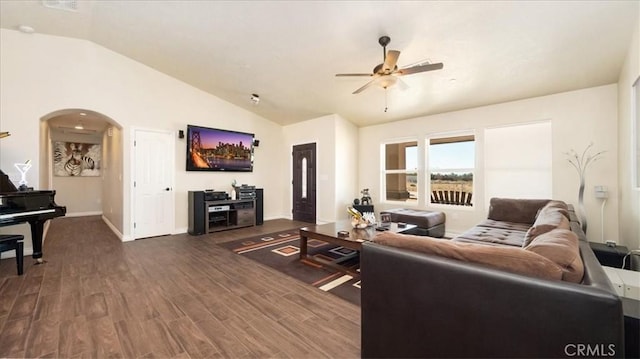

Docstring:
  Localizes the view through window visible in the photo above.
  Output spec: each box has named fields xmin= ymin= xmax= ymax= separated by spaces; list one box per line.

xmin=428 ymin=134 xmax=475 ymax=206
xmin=383 ymin=141 xmax=418 ymax=202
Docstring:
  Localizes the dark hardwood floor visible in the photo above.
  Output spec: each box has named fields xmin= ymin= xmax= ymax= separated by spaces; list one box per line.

xmin=0 ymin=216 xmax=361 ymax=358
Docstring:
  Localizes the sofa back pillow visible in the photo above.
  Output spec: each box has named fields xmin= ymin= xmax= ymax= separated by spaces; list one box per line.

xmin=373 ymin=232 xmax=563 ymax=281
xmin=487 ymin=198 xmax=551 ymax=224
xmin=524 ymin=229 xmax=584 ymax=283
xmin=541 ymin=200 xmax=570 ymax=219
xmin=522 ymin=207 xmax=570 ymax=247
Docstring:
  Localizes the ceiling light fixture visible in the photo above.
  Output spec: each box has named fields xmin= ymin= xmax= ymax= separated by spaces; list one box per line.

xmin=250 ymin=93 xmax=260 ymax=105
xmin=376 ymin=75 xmax=397 ymax=89
xmin=74 ymin=121 xmax=84 ymax=130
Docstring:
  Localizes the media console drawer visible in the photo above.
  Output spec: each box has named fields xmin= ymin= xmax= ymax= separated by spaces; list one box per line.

xmin=236 ymin=209 xmax=255 ymax=226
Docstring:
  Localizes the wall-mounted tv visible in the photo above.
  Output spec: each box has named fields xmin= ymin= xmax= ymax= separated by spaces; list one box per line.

xmin=186 ymin=124 xmax=254 ymax=172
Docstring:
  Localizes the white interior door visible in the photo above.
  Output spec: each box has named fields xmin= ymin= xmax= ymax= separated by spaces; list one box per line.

xmin=133 ymin=129 xmax=174 ymax=239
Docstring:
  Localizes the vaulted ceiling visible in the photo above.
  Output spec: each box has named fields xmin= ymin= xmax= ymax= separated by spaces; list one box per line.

xmin=1 ymin=1 xmax=638 ymax=127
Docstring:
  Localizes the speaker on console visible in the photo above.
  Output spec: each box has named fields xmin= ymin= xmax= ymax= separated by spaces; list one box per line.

xmin=188 ymin=191 xmax=206 ymax=235
xmin=255 ymin=188 xmax=264 ymax=225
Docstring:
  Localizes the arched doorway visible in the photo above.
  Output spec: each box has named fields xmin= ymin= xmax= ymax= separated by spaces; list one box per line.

xmin=39 ymin=109 xmax=125 ymax=237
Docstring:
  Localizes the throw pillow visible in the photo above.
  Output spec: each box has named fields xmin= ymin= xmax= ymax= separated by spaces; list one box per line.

xmin=524 ymin=229 xmax=584 ymax=283
xmin=522 ymin=208 xmax=570 ymax=247
xmin=540 ymin=200 xmax=570 ymax=219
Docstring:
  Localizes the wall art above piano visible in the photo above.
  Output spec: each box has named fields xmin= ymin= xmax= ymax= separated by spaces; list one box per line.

xmin=53 ymin=141 xmax=101 ymax=177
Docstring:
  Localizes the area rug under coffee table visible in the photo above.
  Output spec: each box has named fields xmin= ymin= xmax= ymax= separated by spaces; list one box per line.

xmin=218 ymin=229 xmax=361 ymax=305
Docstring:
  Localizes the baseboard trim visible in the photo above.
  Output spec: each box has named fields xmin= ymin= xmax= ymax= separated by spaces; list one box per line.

xmin=67 ymin=211 xmax=103 ymax=217
xmin=173 ymin=227 xmax=188 ymax=235
xmin=101 ymin=215 xmax=130 ymax=242
xmin=0 ymin=247 xmax=32 ymax=259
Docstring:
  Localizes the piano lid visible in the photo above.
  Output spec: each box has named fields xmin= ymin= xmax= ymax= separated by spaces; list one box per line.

xmin=0 ymin=170 xmax=18 ymax=193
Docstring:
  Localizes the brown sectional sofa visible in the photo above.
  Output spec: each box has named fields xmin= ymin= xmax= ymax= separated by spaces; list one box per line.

xmin=361 ymin=198 xmax=624 ymax=358
xmin=453 ymin=198 xmax=570 ymax=247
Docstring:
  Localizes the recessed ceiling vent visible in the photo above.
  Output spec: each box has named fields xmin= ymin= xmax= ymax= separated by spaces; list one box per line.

xmin=42 ymin=0 xmax=78 ymax=12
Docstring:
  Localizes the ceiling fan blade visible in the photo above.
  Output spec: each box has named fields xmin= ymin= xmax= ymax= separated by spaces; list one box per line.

xmin=336 ymin=73 xmax=374 ymax=77
xmin=397 ymin=62 xmax=443 ymax=76
xmin=396 ymin=77 xmax=409 ymax=91
xmin=352 ymin=76 xmax=379 ymax=94
xmin=383 ymin=50 xmax=400 ymax=72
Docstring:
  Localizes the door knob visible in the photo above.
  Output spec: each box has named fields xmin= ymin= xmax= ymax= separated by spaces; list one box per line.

xmin=165 ymin=187 xmax=171 ymax=191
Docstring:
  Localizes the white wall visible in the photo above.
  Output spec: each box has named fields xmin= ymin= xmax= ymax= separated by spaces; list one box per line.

xmin=283 ymin=114 xmax=336 ymax=223
xmin=334 ymin=115 xmax=359 ymax=220
xmin=102 ymin=125 xmax=123 ymax=234
xmin=0 ymin=29 xmax=287 ymax=250
xmin=282 ymin=114 xmax=359 ymax=223
xmin=359 ymin=85 xmax=620 ymax=244
xmin=617 ymin=22 xmax=640 ymax=251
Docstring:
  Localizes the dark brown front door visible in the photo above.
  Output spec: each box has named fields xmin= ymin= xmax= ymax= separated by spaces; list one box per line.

xmin=292 ymin=143 xmax=316 ymax=223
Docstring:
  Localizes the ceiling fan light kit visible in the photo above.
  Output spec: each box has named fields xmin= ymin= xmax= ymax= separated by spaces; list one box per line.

xmin=336 ymin=35 xmax=444 ymax=96
xmin=376 ymin=75 xmax=397 ymax=89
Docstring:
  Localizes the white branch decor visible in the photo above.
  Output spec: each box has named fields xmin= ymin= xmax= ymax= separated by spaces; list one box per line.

xmin=565 ymin=143 xmax=605 ymax=233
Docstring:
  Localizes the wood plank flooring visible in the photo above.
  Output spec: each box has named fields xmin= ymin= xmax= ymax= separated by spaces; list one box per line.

xmin=0 ymin=216 xmax=361 ymax=358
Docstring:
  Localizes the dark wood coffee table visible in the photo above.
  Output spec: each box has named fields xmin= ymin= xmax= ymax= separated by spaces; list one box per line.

xmin=299 ymin=220 xmax=416 ymax=276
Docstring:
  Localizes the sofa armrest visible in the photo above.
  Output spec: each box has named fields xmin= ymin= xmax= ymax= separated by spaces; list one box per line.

xmin=361 ymin=241 xmax=624 ymax=358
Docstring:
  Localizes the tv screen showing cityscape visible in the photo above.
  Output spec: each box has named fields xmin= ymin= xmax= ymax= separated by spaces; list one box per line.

xmin=186 ymin=125 xmax=254 ymax=172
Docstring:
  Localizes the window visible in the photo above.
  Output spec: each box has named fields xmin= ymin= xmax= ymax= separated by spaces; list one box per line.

xmin=428 ymin=134 xmax=475 ymax=206
xmin=382 ymin=140 xmax=418 ymax=202
xmin=484 ymin=121 xmax=552 ymax=208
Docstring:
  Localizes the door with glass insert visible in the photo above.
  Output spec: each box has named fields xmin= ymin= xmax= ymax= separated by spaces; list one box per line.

xmin=292 ymin=143 xmax=316 ymax=223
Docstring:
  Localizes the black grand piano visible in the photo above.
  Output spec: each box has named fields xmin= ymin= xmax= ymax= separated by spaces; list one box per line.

xmin=0 ymin=169 xmax=66 ymax=263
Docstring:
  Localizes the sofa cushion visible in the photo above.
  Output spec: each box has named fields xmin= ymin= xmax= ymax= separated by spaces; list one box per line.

xmin=524 ymin=229 xmax=584 ymax=283
xmin=476 ymin=219 xmax=532 ymax=232
xmin=374 ymin=232 xmax=563 ymax=281
xmin=453 ymin=226 xmax=526 ymax=247
xmin=487 ymin=198 xmax=550 ymax=225
xmin=522 ymin=206 xmax=571 ymax=247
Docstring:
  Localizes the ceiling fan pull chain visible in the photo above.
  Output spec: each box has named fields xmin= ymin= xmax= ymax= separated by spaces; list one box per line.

xmin=384 ymin=89 xmax=388 ymax=112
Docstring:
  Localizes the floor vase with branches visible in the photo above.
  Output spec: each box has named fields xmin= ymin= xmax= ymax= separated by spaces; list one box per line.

xmin=565 ymin=144 xmax=605 ymax=234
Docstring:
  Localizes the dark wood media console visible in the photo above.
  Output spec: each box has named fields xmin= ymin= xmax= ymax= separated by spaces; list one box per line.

xmin=205 ymin=199 xmax=256 ymax=232
xmin=188 ymin=191 xmax=256 ymax=235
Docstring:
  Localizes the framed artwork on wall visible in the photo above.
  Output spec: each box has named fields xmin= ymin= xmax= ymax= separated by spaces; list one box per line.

xmin=53 ymin=141 xmax=101 ymax=177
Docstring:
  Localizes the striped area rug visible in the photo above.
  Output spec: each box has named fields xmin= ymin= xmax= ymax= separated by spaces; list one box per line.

xmin=218 ymin=229 xmax=360 ymax=305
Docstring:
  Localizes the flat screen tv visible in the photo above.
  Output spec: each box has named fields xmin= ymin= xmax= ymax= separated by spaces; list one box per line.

xmin=186 ymin=125 xmax=254 ymax=172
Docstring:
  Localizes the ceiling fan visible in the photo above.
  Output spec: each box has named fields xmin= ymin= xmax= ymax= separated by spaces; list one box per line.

xmin=336 ymin=36 xmax=443 ymax=94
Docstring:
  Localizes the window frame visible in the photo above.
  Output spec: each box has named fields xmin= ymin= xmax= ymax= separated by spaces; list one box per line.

xmin=380 ymin=139 xmax=420 ymax=205
xmin=426 ymin=131 xmax=476 ymax=208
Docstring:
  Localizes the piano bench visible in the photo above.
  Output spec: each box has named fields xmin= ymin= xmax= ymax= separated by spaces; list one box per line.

xmin=0 ymin=234 xmax=24 ymax=275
